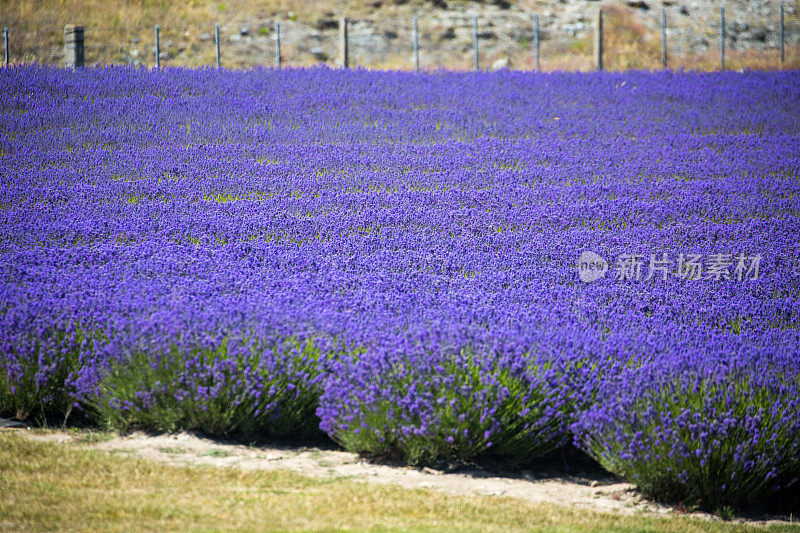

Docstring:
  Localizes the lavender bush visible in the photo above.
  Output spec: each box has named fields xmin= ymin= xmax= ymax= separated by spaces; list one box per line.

xmin=0 ymin=316 xmax=115 ymax=424
xmin=1 ymin=65 xmax=799 ymax=510
xmin=318 ymin=349 xmax=582 ymax=466
xmin=94 ymin=335 xmax=328 ymax=439
xmin=573 ymin=351 xmax=800 ymax=510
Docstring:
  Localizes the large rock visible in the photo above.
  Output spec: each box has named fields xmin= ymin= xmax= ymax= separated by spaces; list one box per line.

xmin=314 ymin=18 xmax=339 ymax=30
xmin=491 ymin=56 xmax=511 ymax=70
xmin=311 ymin=48 xmax=328 ymax=61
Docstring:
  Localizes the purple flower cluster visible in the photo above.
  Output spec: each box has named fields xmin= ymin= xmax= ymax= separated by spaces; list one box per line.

xmin=91 ymin=335 xmax=332 ymax=438
xmin=318 ymin=348 xmax=582 ymax=465
xmin=572 ymin=350 xmax=800 ymax=508
xmin=1 ymin=65 xmax=799 ymax=508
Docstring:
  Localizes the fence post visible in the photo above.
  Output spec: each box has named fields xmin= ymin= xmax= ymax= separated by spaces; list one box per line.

xmin=661 ymin=8 xmax=667 ymax=69
xmin=720 ymin=7 xmax=725 ymax=70
xmin=3 ymin=27 xmax=7 ymax=66
xmin=473 ymin=15 xmax=479 ymax=71
xmin=780 ymin=3 xmax=785 ymax=66
xmin=275 ymin=21 xmax=281 ymax=68
xmin=64 ymin=25 xmax=84 ymax=68
xmin=594 ymin=9 xmax=603 ymax=71
xmin=413 ymin=14 xmax=419 ymax=72
xmin=215 ymin=23 xmax=220 ymax=68
xmin=339 ymin=17 xmax=349 ymax=68
xmin=155 ymin=25 xmax=160 ymax=68
xmin=534 ymin=14 xmax=540 ymax=71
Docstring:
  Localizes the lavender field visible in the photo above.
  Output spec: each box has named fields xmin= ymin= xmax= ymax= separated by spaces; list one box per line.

xmin=1 ymin=65 xmax=799 ymax=512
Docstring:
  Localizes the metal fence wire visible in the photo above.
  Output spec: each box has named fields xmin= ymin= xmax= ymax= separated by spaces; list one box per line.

xmin=1 ymin=2 xmax=798 ymax=71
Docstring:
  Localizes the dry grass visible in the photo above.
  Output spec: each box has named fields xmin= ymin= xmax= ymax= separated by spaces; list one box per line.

xmin=1 ymin=0 xmax=797 ymax=70
xmin=1 ymin=431 xmax=798 ymax=532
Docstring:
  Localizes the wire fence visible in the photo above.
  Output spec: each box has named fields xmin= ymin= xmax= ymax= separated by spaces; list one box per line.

xmin=2 ymin=3 xmax=798 ymax=71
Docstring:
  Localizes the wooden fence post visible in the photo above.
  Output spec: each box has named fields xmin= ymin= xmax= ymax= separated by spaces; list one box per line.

xmin=413 ymin=14 xmax=419 ymax=72
xmin=534 ymin=14 xmax=540 ymax=71
xmin=275 ymin=21 xmax=281 ymax=68
xmin=594 ymin=9 xmax=603 ymax=71
xmin=661 ymin=8 xmax=667 ymax=69
xmin=64 ymin=25 xmax=84 ymax=68
xmin=720 ymin=7 xmax=725 ymax=70
xmin=215 ymin=23 xmax=220 ymax=68
xmin=473 ymin=15 xmax=479 ymax=71
xmin=155 ymin=25 xmax=160 ymax=68
xmin=780 ymin=3 xmax=785 ymax=66
xmin=339 ymin=17 xmax=349 ymax=68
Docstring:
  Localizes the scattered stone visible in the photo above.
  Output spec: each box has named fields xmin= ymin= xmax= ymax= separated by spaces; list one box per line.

xmin=731 ymin=21 xmax=749 ymax=33
xmin=422 ymin=467 xmax=443 ymax=475
xmin=627 ymin=0 xmax=649 ymax=10
xmin=491 ymin=56 xmax=510 ymax=70
xmin=562 ymin=22 xmax=585 ymax=37
xmin=311 ymin=47 xmax=328 ymax=61
xmin=314 ymin=18 xmax=339 ymax=31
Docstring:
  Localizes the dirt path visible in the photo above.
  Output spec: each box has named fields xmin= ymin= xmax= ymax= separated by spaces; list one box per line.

xmin=100 ymin=432 xmax=664 ymax=516
xmin=3 ymin=422 xmax=794 ymax=526
xmin=4 ymin=425 xmax=676 ymax=518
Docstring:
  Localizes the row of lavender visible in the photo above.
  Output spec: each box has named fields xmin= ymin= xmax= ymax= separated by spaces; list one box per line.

xmin=1 ymin=65 xmax=799 ymax=511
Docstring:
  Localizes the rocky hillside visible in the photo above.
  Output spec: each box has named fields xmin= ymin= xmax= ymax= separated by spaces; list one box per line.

xmin=2 ymin=0 xmax=798 ymax=70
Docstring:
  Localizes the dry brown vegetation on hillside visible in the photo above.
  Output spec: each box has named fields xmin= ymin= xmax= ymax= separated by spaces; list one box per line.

xmin=1 ymin=0 xmax=798 ymax=70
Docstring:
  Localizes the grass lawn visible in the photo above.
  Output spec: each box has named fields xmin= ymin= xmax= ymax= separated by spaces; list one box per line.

xmin=0 ymin=432 xmax=797 ymax=532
